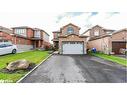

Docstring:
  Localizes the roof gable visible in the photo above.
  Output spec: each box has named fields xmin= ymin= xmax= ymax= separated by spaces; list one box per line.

xmin=111 ymin=28 xmax=127 ymax=35
xmin=82 ymin=25 xmax=115 ymax=35
xmin=61 ymin=23 xmax=81 ymax=30
xmin=0 ymin=26 xmax=13 ymax=34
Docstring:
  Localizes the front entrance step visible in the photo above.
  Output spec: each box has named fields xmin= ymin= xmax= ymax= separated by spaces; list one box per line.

xmin=53 ymin=51 xmax=59 ymax=55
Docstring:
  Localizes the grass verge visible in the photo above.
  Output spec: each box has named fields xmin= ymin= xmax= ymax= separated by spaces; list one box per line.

xmin=0 ymin=50 xmax=49 ymax=83
xmin=90 ymin=52 xmax=127 ymax=66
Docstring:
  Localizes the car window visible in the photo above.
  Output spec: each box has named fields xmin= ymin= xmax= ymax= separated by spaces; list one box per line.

xmin=0 ymin=41 xmax=12 ymax=45
xmin=5 ymin=42 xmax=13 ymax=45
xmin=6 ymin=44 xmax=13 ymax=47
xmin=0 ymin=41 xmax=13 ymax=47
xmin=0 ymin=44 xmax=6 ymax=48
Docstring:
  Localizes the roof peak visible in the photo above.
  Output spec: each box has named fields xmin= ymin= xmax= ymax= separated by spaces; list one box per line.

xmin=61 ymin=23 xmax=81 ymax=29
xmin=12 ymin=26 xmax=32 ymax=29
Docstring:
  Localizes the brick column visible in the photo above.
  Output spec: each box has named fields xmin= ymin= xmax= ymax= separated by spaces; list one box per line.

xmin=38 ymin=40 xmax=41 ymax=48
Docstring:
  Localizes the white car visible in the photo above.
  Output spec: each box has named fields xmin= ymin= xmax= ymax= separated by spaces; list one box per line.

xmin=0 ymin=41 xmax=17 ymax=55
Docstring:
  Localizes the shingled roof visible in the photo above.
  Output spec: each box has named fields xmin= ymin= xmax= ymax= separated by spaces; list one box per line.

xmin=0 ymin=26 xmax=13 ymax=34
xmin=82 ymin=25 xmax=115 ymax=34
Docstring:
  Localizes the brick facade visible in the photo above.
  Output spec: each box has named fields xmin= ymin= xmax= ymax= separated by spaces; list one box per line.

xmin=59 ymin=35 xmax=87 ymax=54
xmin=0 ymin=26 xmax=50 ymax=50
xmin=83 ymin=25 xmax=127 ymax=54
xmin=52 ymin=23 xmax=88 ymax=54
xmin=27 ymin=28 xmax=34 ymax=38
xmin=0 ymin=31 xmax=12 ymax=41
xmin=87 ymin=36 xmax=111 ymax=54
xmin=0 ymin=26 xmax=13 ymax=42
xmin=111 ymin=30 xmax=127 ymax=41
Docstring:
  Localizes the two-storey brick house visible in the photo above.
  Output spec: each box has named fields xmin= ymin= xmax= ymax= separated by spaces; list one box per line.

xmin=83 ymin=25 xmax=127 ymax=54
xmin=0 ymin=26 xmax=50 ymax=51
xmin=52 ymin=23 xmax=88 ymax=54
xmin=12 ymin=26 xmax=50 ymax=51
xmin=0 ymin=26 xmax=13 ymax=42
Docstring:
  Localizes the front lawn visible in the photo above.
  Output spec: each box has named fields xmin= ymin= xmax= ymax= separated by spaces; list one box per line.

xmin=91 ymin=53 xmax=127 ymax=66
xmin=0 ymin=50 xmax=49 ymax=83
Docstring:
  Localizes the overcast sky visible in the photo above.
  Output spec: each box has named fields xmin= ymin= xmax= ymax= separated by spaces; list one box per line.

xmin=0 ymin=12 xmax=127 ymax=42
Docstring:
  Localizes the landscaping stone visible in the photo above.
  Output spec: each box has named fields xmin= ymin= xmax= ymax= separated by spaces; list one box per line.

xmin=0 ymin=63 xmax=36 ymax=74
xmin=6 ymin=59 xmax=31 ymax=71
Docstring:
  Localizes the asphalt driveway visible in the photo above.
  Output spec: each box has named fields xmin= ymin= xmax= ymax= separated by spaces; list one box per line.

xmin=20 ymin=55 xmax=127 ymax=83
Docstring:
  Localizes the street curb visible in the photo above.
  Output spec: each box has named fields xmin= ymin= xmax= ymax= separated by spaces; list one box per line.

xmin=16 ymin=53 xmax=53 ymax=83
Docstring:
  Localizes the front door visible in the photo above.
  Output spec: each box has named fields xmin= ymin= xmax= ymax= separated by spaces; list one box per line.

xmin=36 ymin=41 xmax=39 ymax=48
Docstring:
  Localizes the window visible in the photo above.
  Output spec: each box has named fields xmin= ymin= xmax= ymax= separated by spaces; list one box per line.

xmin=0 ymin=44 xmax=6 ymax=48
xmin=0 ymin=44 xmax=13 ymax=48
xmin=5 ymin=44 xmax=13 ymax=47
xmin=70 ymin=42 xmax=75 ymax=44
xmin=94 ymin=31 xmax=99 ymax=36
xmin=67 ymin=27 xmax=74 ymax=34
xmin=15 ymin=29 xmax=27 ymax=37
xmin=106 ymin=31 xmax=111 ymax=34
xmin=55 ymin=33 xmax=59 ymax=38
xmin=34 ymin=30 xmax=41 ymax=38
xmin=43 ymin=33 xmax=49 ymax=42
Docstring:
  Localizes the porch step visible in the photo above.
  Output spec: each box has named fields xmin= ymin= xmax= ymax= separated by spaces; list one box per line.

xmin=53 ymin=51 xmax=59 ymax=55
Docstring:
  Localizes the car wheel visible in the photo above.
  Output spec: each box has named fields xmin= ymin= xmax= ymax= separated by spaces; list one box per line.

xmin=12 ymin=49 xmax=17 ymax=54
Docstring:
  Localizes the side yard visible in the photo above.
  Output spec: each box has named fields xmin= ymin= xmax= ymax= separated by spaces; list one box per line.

xmin=0 ymin=50 xmax=49 ymax=83
xmin=91 ymin=53 xmax=127 ymax=66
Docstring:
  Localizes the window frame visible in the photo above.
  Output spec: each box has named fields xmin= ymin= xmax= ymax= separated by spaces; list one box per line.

xmin=15 ymin=29 xmax=27 ymax=37
xmin=67 ymin=27 xmax=74 ymax=34
xmin=94 ymin=30 xmax=99 ymax=36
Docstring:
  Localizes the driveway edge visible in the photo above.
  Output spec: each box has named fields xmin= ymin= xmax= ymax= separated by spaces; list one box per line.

xmin=16 ymin=53 xmax=53 ymax=83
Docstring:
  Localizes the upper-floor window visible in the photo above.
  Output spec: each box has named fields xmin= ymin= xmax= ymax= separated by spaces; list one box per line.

xmin=56 ymin=33 xmax=59 ymax=38
xmin=43 ymin=32 xmax=49 ymax=42
xmin=106 ymin=31 xmax=111 ymax=34
xmin=54 ymin=33 xmax=60 ymax=38
xmin=67 ymin=27 xmax=74 ymax=34
xmin=94 ymin=31 xmax=99 ymax=36
xmin=34 ymin=30 xmax=41 ymax=38
xmin=15 ymin=29 xmax=27 ymax=37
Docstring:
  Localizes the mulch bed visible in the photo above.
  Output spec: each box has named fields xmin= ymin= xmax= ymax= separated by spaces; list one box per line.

xmin=0 ymin=63 xmax=36 ymax=74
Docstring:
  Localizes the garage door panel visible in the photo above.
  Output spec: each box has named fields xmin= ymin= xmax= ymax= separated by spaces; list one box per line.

xmin=112 ymin=42 xmax=126 ymax=54
xmin=62 ymin=42 xmax=84 ymax=54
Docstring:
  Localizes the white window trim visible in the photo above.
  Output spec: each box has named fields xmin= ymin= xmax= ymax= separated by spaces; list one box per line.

xmin=15 ymin=29 xmax=27 ymax=37
xmin=94 ymin=31 xmax=99 ymax=36
xmin=34 ymin=30 xmax=41 ymax=38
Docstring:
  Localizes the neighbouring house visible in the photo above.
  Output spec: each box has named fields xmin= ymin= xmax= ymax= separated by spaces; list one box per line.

xmin=12 ymin=26 xmax=34 ymax=51
xmin=111 ymin=29 xmax=127 ymax=54
xmin=52 ymin=30 xmax=60 ymax=49
xmin=42 ymin=30 xmax=50 ymax=49
xmin=52 ymin=23 xmax=88 ymax=54
xmin=0 ymin=26 xmax=50 ymax=52
xmin=0 ymin=26 xmax=13 ymax=42
xmin=12 ymin=26 xmax=50 ymax=51
xmin=83 ymin=25 xmax=127 ymax=54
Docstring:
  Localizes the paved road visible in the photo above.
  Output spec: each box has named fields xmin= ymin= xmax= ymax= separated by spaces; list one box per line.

xmin=20 ymin=55 xmax=127 ymax=83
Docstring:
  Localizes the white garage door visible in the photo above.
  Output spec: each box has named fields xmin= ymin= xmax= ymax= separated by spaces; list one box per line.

xmin=62 ymin=42 xmax=84 ymax=54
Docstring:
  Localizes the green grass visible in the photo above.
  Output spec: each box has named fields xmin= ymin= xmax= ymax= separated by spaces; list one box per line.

xmin=0 ymin=50 xmax=49 ymax=83
xmin=91 ymin=52 xmax=127 ymax=66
